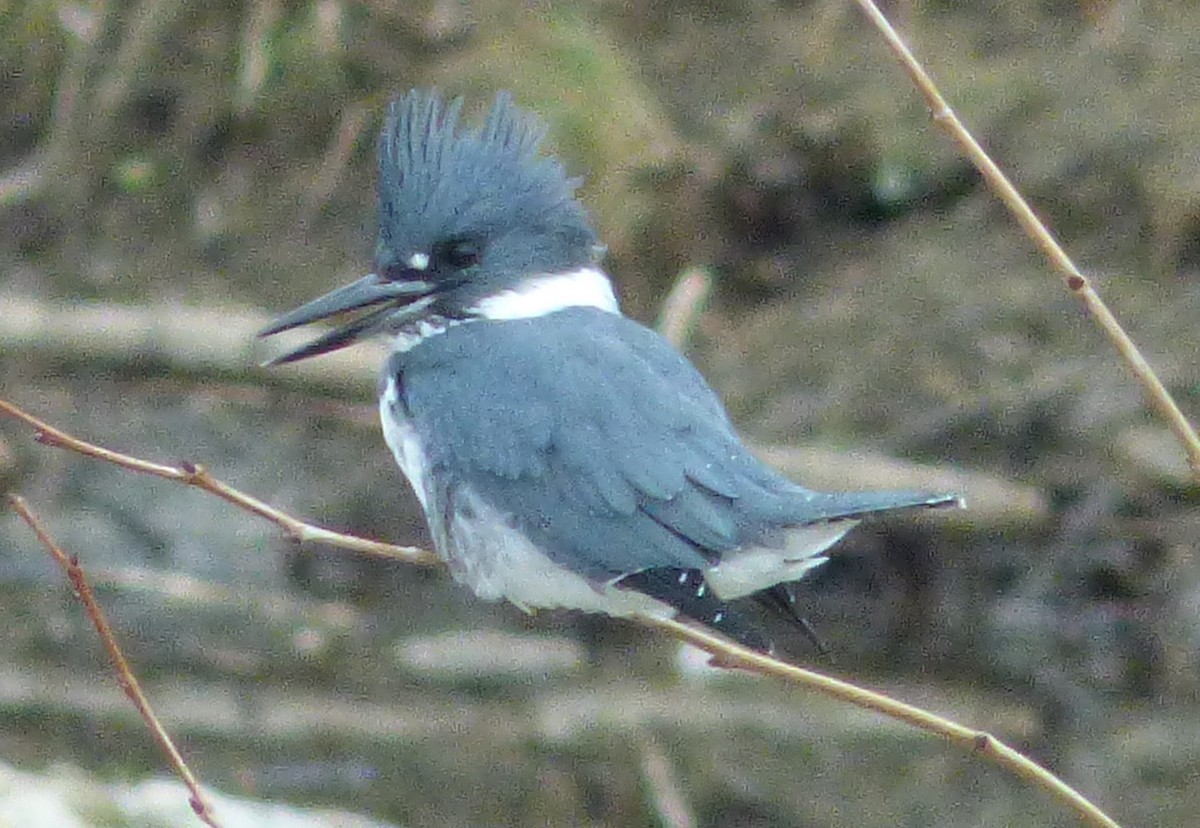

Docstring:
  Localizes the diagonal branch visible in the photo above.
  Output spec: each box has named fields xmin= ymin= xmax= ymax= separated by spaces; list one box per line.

xmin=642 ymin=615 xmax=1120 ymax=828
xmin=2 ymin=396 xmax=1119 ymax=827
xmin=852 ymin=0 xmax=1200 ymax=481
xmin=0 ymin=398 xmax=435 ymax=565
xmin=8 ymin=495 xmax=224 ymax=828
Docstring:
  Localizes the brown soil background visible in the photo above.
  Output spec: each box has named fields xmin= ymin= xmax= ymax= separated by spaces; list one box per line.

xmin=1 ymin=2 xmax=1198 ymax=825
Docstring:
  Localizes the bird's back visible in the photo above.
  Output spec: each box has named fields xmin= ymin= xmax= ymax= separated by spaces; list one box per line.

xmin=383 ymin=308 xmax=952 ymax=597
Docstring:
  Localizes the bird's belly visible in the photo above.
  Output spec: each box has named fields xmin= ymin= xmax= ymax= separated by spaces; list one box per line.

xmin=443 ymin=486 xmax=672 ymax=619
xmin=380 ymin=376 xmax=670 ymax=618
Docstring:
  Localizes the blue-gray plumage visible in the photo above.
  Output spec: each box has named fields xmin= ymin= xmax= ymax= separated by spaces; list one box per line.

xmin=262 ymin=89 xmax=962 ymax=654
xmin=389 ymin=307 xmax=943 ymax=575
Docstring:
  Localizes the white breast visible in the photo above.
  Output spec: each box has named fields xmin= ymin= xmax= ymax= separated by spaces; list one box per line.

xmin=379 ymin=375 xmax=432 ymax=515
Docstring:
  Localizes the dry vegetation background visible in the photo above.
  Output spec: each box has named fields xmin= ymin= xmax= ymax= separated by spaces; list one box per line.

xmin=1 ymin=1 xmax=1199 ymax=826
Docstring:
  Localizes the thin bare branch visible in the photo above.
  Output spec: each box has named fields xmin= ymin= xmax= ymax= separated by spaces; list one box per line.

xmin=852 ymin=0 xmax=1200 ymax=481
xmin=0 ymin=398 xmax=435 ymax=565
xmin=300 ymin=101 xmax=373 ymax=226
xmin=656 ymin=266 xmax=713 ymax=350
xmin=638 ymin=737 xmax=695 ymax=828
xmin=7 ymin=495 xmax=224 ymax=828
xmin=640 ymin=615 xmax=1121 ymax=828
xmin=4 ymin=398 xmax=1119 ymax=827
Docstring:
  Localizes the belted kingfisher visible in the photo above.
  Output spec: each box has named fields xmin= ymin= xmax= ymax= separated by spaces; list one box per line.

xmin=262 ymin=90 xmax=961 ymax=654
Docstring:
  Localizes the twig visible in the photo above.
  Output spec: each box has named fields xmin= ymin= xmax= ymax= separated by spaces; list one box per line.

xmin=0 ymin=295 xmax=385 ymax=393
xmin=638 ymin=736 xmax=695 ymax=828
xmin=0 ymin=398 xmax=435 ymax=565
xmin=852 ymin=0 xmax=1200 ymax=481
xmin=641 ymin=615 xmax=1121 ymax=828
xmin=300 ymin=101 xmax=373 ymax=226
xmin=7 ymin=495 xmax=224 ymax=828
xmin=3 ymin=397 xmax=1119 ymax=826
xmin=656 ymin=266 xmax=713 ymax=350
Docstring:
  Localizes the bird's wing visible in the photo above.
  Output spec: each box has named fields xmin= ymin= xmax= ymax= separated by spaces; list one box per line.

xmin=391 ymin=307 xmax=951 ymax=582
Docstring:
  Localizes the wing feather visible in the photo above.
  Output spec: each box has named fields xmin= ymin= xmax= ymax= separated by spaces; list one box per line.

xmin=391 ymin=308 xmax=953 ymax=582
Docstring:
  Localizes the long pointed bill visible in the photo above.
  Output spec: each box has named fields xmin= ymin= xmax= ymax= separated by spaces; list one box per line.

xmin=260 ymin=273 xmax=435 ymax=364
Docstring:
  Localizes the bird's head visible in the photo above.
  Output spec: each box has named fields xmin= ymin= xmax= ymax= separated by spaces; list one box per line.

xmin=262 ymin=90 xmax=611 ymax=363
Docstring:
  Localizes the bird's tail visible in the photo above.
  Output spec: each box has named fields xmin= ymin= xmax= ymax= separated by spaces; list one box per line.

xmin=617 ymin=567 xmax=775 ymax=654
xmin=792 ymin=489 xmax=963 ymax=523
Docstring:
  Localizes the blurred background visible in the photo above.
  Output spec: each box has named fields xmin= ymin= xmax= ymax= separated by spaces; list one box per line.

xmin=2 ymin=1 xmax=1199 ymax=825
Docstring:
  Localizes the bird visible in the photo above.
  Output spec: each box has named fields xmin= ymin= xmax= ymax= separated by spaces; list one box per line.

xmin=261 ymin=90 xmax=962 ymax=655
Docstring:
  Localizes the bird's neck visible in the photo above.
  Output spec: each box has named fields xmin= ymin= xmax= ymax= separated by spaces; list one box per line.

xmin=467 ymin=266 xmax=619 ymax=320
xmin=388 ymin=266 xmax=619 ymax=354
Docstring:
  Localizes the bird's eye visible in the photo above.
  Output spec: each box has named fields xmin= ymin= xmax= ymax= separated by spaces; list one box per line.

xmin=435 ymin=237 xmax=481 ymax=270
